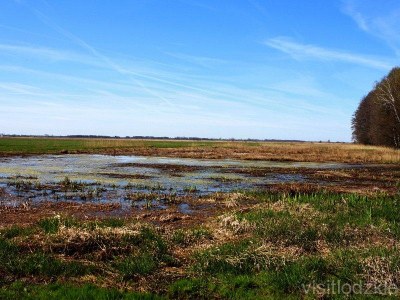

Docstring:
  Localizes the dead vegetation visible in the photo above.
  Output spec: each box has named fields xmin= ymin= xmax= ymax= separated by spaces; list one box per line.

xmin=1 ymin=138 xmax=400 ymax=164
xmin=93 ymin=142 xmax=400 ymax=164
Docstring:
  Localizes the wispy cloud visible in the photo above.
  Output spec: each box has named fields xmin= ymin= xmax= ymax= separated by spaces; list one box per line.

xmin=0 ymin=43 xmax=95 ymax=63
xmin=342 ymin=0 xmax=400 ymax=56
xmin=164 ymin=52 xmax=228 ymax=68
xmin=20 ymin=5 xmax=254 ymax=106
xmin=176 ymin=0 xmax=215 ymax=11
xmin=247 ymin=0 xmax=269 ymax=18
xmin=265 ymin=36 xmax=392 ymax=70
xmin=23 ymin=6 xmax=173 ymax=106
xmin=0 ymin=1 xmax=356 ymax=140
xmin=342 ymin=3 xmax=368 ymax=31
xmin=0 ymin=82 xmax=41 ymax=95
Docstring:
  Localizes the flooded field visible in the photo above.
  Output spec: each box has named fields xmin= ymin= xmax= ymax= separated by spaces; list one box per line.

xmin=0 ymin=154 xmax=360 ymax=208
xmin=1 ymin=153 xmax=400 ymax=298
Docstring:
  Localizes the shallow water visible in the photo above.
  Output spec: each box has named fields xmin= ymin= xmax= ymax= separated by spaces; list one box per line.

xmin=0 ymin=155 xmax=357 ymax=189
xmin=0 ymin=154 xmax=360 ymax=208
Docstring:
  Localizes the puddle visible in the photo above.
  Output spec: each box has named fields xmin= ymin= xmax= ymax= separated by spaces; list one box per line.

xmin=178 ymin=203 xmax=192 ymax=214
xmin=0 ymin=154 xmax=361 ymax=209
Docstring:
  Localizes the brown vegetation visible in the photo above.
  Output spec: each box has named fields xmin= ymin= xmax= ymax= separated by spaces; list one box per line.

xmin=1 ymin=137 xmax=399 ymax=163
xmin=120 ymin=142 xmax=399 ymax=163
xmin=59 ymin=141 xmax=400 ymax=164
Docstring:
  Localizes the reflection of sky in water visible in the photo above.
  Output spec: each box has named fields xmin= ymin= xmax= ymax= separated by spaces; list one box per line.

xmin=0 ymin=154 xmax=359 ymax=193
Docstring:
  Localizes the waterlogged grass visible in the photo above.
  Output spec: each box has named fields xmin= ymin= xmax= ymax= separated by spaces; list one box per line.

xmin=1 ymin=191 xmax=400 ymax=298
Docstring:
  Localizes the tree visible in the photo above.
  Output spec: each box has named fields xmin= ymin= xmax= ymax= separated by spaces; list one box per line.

xmin=352 ymin=67 xmax=400 ymax=148
xmin=352 ymin=93 xmax=373 ymax=145
xmin=375 ymin=68 xmax=400 ymax=147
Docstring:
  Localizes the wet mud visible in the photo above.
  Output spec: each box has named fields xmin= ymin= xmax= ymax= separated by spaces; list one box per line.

xmin=0 ymin=154 xmax=398 ymax=227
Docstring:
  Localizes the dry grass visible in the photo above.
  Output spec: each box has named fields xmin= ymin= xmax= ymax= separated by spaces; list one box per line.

xmin=1 ymin=137 xmax=399 ymax=163
xmin=98 ymin=141 xmax=400 ymax=164
xmin=193 ymin=141 xmax=400 ymax=164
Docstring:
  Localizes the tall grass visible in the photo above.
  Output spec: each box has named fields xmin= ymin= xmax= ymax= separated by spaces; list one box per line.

xmin=1 ymin=137 xmax=399 ymax=163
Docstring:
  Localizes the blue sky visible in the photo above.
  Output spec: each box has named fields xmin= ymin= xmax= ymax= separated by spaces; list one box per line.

xmin=0 ymin=0 xmax=399 ymax=141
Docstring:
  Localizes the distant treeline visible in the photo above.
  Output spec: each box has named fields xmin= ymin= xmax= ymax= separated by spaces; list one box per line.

xmin=352 ymin=67 xmax=400 ymax=148
xmin=0 ymin=134 xmax=308 ymax=143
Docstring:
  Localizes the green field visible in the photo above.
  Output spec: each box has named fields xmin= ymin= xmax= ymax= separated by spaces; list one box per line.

xmin=0 ymin=138 xmax=218 ymax=155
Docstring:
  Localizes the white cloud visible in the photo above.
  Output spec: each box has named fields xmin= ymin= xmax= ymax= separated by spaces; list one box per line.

xmin=0 ymin=43 xmax=95 ymax=63
xmin=247 ymin=0 xmax=269 ymax=18
xmin=265 ymin=36 xmax=392 ymax=70
xmin=164 ymin=52 xmax=228 ymax=68
xmin=342 ymin=0 xmax=400 ymax=56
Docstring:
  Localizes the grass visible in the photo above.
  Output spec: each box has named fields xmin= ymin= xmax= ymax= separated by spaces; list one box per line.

xmin=193 ymin=239 xmax=273 ymax=275
xmin=0 ymin=138 xmax=216 ymax=155
xmin=0 ymin=282 xmax=163 ymax=300
xmin=171 ymin=227 xmax=212 ymax=247
xmin=0 ymin=238 xmax=92 ymax=278
xmin=0 ymin=225 xmax=35 ymax=238
xmin=1 ymin=137 xmax=399 ymax=163
xmin=186 ymin=191 xmax=400 ymax=298
xmin=117 ymin=253 xmax=158 ymax=278
xmin=1 ymin=190 xmax=400 ymax=298
xmin=38 ymin=216 xmax=77 ymax=234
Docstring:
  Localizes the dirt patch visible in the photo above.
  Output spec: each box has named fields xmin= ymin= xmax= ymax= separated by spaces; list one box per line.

xmin=243 ymin=165 xmax=400 ymax=195
xmin=0 ymin=202 xmax=122 ymax=227
xmin=0 ymin=191 xmax=229 ymax=229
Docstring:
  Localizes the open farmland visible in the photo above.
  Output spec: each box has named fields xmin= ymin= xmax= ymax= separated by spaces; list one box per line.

xmin=1 ymin=137 xmax=399 ymax=163
xmin=3 ymin=0 xmax=400 ymax=298
xmin=0 ymin=138 xmax=399 ymax=299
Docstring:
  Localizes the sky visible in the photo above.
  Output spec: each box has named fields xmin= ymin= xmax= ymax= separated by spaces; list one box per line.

xmin=0 ymin=0 xmax=399 ymax=141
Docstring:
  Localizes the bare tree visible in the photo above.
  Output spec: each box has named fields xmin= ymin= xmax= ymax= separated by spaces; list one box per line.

xmin=353 ymin=67 xmax=400 ymax=148
xmin=375 ymin=68 xmax=400 ymax=147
